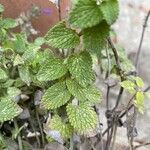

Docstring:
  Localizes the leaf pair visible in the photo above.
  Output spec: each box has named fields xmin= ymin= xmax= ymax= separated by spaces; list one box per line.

xmin=69 ymin=0 xmax=119 ymax=29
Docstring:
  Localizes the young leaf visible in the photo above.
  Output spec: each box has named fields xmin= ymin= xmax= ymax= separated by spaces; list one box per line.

xmin=0 ymin=4 xmax=4 ymax=13
xmin=42 ymin=82 xmax=71 ymax=109
xmin=135 ymin=77 xmax=144 ymax=88
xmin=68 ymin=51 xmax=95 ymax=87
xmin=45 ymin=22 xmax=80 ymax=49
xmin=0 ymin=18 xmax=18 ymax=29
xmin=120 ymin=80 xmax=136 ymax=93
xmin=18 ymin=65 xmax=31 ymax=86
xmin=66 ymin=79 xmax=101 ymax=104
xmin=0 ymin=68 xmax=8 ymax=80
xmin=37 ymin=57 xmax=68 ymax=81
xmin=0 ymin=97 xmax=22 ymax=122
xmin=48 ymin=115 xmax=73 ymax=139
xmin=69 ymin=0 xmax=103 ymax=29
xmin=135 ymin=91 xmax=145 ymax=114
xmin=67 ymin=103 xmax=98 ymax=134
xmin=100 ymin=0 xmax=119 ymax=25
xmin=83 ymin=21 xmax=110 ymax=55
xmin=13 ymin=54 xmax=24 ymax=66
xmin=14 ymin=34 xmax=27 ymax=54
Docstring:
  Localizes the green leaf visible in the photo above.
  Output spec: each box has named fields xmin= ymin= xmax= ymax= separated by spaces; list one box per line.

xmin=0 ymin=18 xmax=18 ymax=29
xmin=68 ymin=51 xmax=95 ymax=87
xmin=135 ymin=77 xmax=144 ymax=88
xmin=14 ymin=34 xmax=27 ymax=54
xmin=0 ymin=4 xmax=4 ymax=13
xmin=100 ymin=0 xmax=119 ymax=25
xmin=69 ymin=0 xmax=103 ymax=29
xmin=18 ymin=65 xmax=31 ymax=86
xmin=48 ymin=115 xmax=73 ymax=139
xmin=120 ymin=80 xmax=136 ymax=93
xmin=66 ymin=79 xmax=101 ymax=104
xmin=22 ymin=44 xmax=40 ymax=63
xmin=67 ymin=103 xmax=98 ymax=134
xmin=3 ymin=79 xmax=15 ymax=88
xmin=7 ymin=87 xmax=21 ymax=100
xmin=0 ymin=68 xmax=8 ymax=80
xmin=37 ymin=57 xmax=68 ymax=81
xmin=42 ymin=82 xmax=71 ymax=109
xmin=13 ymin=54 xmax=24 ymax=66
xmin=0 ymin=97 xmax=22 ymax=122
xmin=34 ymin=37 xmax=45 ymax=46
xmin=45 ymin=22 xmax=80 ymax=49
xmin=135 ymin=91 xmax=145 ymax=114
xmin=83 ymin=21 xmax=110 ymax=55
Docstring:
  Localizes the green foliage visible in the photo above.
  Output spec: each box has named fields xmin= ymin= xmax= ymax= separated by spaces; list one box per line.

xmin=0 ymin=4 xmax=4 ymax=13
xmin=0 ymin=18 xmax=18 ymax=29
xmin=48 ymin=115 xmax=73 ymax=139
xmin=120 ymin=80 xmax=136 ymax=93
xmin=100 ymin=0 xmax=119 ymax=25
xmin=2 ymin=1 xmax=148 ymax=148
xmin=0 ymin=97 xmax=22 ymax=122
xmin=37 ymin=56 xmax=68 ymax=81
xmin=67 ymin=103 xmax=98 ymax=134
xmin=120 ymin=77 xmax=147 ymax=113
xmin=0 ymin=68 xmax=8 ymax=80
xmin=68 ymin=51 xmax=95 ymax=87
xmin=66 ymin=78 xmax=102 ymax=104
xmin=83 ymin=21 xmax=110 ymax=55
xmin=135 ymin=91 xmax=145 ymax=114
xmin=45 ymin=22 xmax=80 ymax=49
xmin=18 ymin=65 xmax=31 ymax=86
xmin=69 ymin=0 xmax=103 ymax=29
xmin=42 ymin=82 xmax=71 ymax=109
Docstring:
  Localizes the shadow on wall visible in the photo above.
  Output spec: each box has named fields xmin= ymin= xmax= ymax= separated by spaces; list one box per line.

xmin=0 ymin=0 xmax=71 ymax=36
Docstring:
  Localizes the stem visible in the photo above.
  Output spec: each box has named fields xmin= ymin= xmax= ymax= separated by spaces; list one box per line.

xmin=111 ymin=124 xmax=117 ymax=150
xmin=103 ymin=86 xmax=150 ymax=137
xmin=107 ymin=38 xmax=123 ymax=80
xmin=113 ymin=87 xmax=124 ymax=110
xmin=105 ymin=44 xmax=111 ymax=110
xmin=107 ymin=37 xmax=124 ymax=110
xmin=36 ymin=107 xmax=45 ymax=147
xmin=29 ymin=118 xmax=41 ymax=148
xmin=69 ymin=136 xmax=74 ymax=150
xmin=58 ymin=0 xmax=61 ymax=21
xmin=14 ymin=119 xmax=23 ymax=150
xmin=135 ymin=10 xmax=150 ymax=72
xmin=135 ymin=142 xmax=150 ymax=149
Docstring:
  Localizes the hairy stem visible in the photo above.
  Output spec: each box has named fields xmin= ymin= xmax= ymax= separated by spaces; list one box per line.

xmin=135 ymin=10 xmax=150 ymax=72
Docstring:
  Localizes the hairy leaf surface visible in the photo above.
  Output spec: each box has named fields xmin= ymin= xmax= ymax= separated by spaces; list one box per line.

xmin=18 ymin=65 xmax=31 ymax=86
xmin=67 ymin=103 xmax=97 ymax=134
xmin=83 ymin=22 xmax=110 ymax=55
xmin=37 ymin=57 xmax=68 ymax=81
xmin=69 ymin=0 xmax=103 ymax=28
xmin=66 ymin=79 xmax=101 ymax=104
xmin=0 ymin=97 xmax=22 ymax=122
xmin=45 ymin=22 xmax=80 ymax=49
xmin=68 ymin=51 xmax=95 ymax=87
xmin=42 ymin=82 xmax=71 ymax=109
xmin=100 ymin=0 xmax=119 ymax=25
